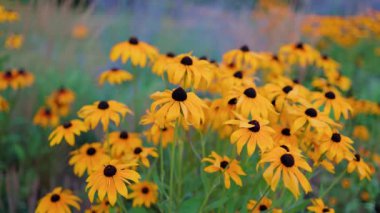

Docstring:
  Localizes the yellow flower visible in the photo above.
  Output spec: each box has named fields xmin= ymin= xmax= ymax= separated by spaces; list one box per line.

xmin=352 ymin=125 xmax=370 ymax=141
xmin=307 ymin=198 xmax=335 ymax=213
xmin=98 ymin=68 xmax=133 ymax=85
xmin=35 ymin=187 xmax=81 ymax=213
xmin=223 ymin=45 xmax=260 ymax=70
xmin=140 ymin=109 xmax=175 ymax=147
xmin=279 ymin=42 xmax=319 ymax=67
xmin=208 ymin=98 xmax=238 ymax=138
xmin=347 ymin=154 xmax=372 ymax=180
xmin=128 ymin=181 xmax=159 ymax=207
xmin=123 ymin=143 xmax=158 ymax=168
xmin=311 ymin=89 xmax=352 ymax=120
xmin=166 ymin=53 xmax=213 ymax=89
xmin=0 ymin=95 xmax=9 ymax=112
xmin=202 ymin=151 xmax=246 ymax=189
xmin=48 ymin=87 xmax=76 ymax=105
xmin=86 ymin=160 xmax=140 ymax=205
xmin=151 ymin=52 xmax=176 ymax=76
xmin=69 ymin=143 xmax=110 ymax=177
xmin=78 ymin=100 xmax=133 ymax=131
xmin=85 ymin=199 xmax=111 ymax=213
xmin=109 ymin=130 xmax=142 ymax=156
xmin=226 ymin=114 xmax=275 ymax=156
xmin=247 ymin=196 xmax=282 ymax=213
xmin=316 ymin=54 xmax=340 ymax=72
xmin=33 ymin=107 xmax=60 ymax=128
xmin=110 ymin=36 xmax=158 ymax=67
xmin=319 ymin=131 xmax=355 ymax=163
xmin=48 ymin=119 xmax=88 ymax=146
xmin=13 ymin=68 xmax=34 ymax=88
xmin=226 ymin=84 xmax=275 ymax=118
xmin=150 ymin=87 xmax=207 ymax=126
xmin=258 ymin=145 xmax=312 ymax=198
xmin=0 ymin=69 xmax=18 ymax=90
xmin=5 ymin=34 xmax=23 ymax=49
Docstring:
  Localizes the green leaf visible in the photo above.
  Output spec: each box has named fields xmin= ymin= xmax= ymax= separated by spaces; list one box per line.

xmin=178 ymin=196 xmax=203 ymax=213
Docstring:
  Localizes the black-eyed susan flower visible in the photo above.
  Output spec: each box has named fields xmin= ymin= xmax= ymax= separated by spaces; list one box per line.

xmin=128 ymin=181 xmax=158 ymax=208
xmin=316 ymin=54 xmax=340 ymax=72
xmin=0 ymin=69 xmax=18 ymax=90
xmin=109 ymin=130 xmax=142 ymax=156
xmin=13 ymin=68 xmax=34 ymax=88
xmin=140 ymin=109 xmax=175 ymax=147
xmin=264 ymin=79 xmax=304 ymax=111
xmin=225 ymin=114 xmax=275 ymax=156
xmin=110 ymin=36 xmax=158 ymax=67
xmin=33 ymin=107 xmax=60 ymax=128
xmin=223 ymin=45 xmax=260 ymax=69
xmin=227 ymin=84 xmax=276 ymax=118
xmin=311 ymin=89 xmax=352 ymax=120
xmin=78 ymin=100 xmax=133 ymax=131
xmin=347 ymin=154 xmax=372 ymax=180
xmin=247 ymin=196 xmax=282 ymax=213
xmin=48 ymin=87 xmax=76 ymax=105
xmin=0 ymin=95 xmax=9 ymax=112
xmin=152 ymin=52 xmax=176 ymax=76
xmin=48 ymin=119 xmax=87 ymax=146
xmin=327 ymin=73 xmax=351 ymax=91
xmin=279 ymin=42 xmax=319 ymax=67
xmin=85 ymin=199 xmax=111 ymax=213
xmin=319 ymin=131 xmax=355 ymax=163
xmin=98 ymin=67 xmax=133 ymax=85
xmin=5 ymin=34 xmax=23 ymax=49
xmin=123 ymin=143 xmax=158 ymax=168
xmin=352 ymin=125 xmax=370 ymax=141
xmin=202 ymin=151 xmax=246 ymax=189
xmin=35 ymin=187 xmax=81 ymax=213
xmin=69 ymin=143 xmax=110 ymax=177
xmin=166 ymin=53 xmax=212 ymax=89
xmin=150 ymin=87 xmax=207 ymax=126
xmin=217 ymin=68 xmax=253 ymax=92
xmin=258 ymin=145 xmax=312 ymax=198
xmin=86 ymin=160 xmax=140 ymax=205
xmin=272 ymin=123 xmax=298 ymax=147
xmin=259 ymin=53 xmax=286 ymax=76
xmin=307 ymin=198 xmax=335 ymax=213
xmin=208 ymin=97 xmax=239 ymax=138
xmin=289 ymin=102 xmax=337 ymax=134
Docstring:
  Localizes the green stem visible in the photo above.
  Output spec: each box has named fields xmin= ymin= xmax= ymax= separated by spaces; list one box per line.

xmin=199 ymin=176 xmax=221 ymax=212
xmin=251 ymin=185 xmax=271 ymax=211
xmin=320 ymin=169 xmax=346 ymax=198
xmin=117 ymin=196 xmax=128 ymax=212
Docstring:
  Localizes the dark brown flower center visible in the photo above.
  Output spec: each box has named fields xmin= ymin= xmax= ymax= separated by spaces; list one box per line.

xmin=244 ymin=87 xmax=257 ymax=98
xmin=322 ymin=55 xmax=329 ymax=60
xmin=199 ymin=56 xmax=208 ymax=60
xmin=4 ymin=71 xmax=12 ymax=79
xmin=325 ymin=91 xmax=336 ymax=99
xmin=331 ymin=133 xmax=341 ymax=143
xmin=161 ymin=127 xmax=168 ymax=131
xmin=322 ymin=208 xmax=330 ymax=212
xmin=98 ymin=101 xmax=109 ymax=110
xmin=220 ymin=160 xmax=229 ymax=169
xmin=134 ymin=147 xmax=143 ymax=155
xmin=280 ymin=145 xmax=290 ymax=152
xmin=282 ymin=85 xmax=293 ymax=94
xmin=305 ymin=108 xmax=317 ymax=117
xmin=129 ymin=36 xmax=139 ymax=45
xmin=119 ymin=131 xmax=129 ymax=139
xmin=103 ymin=165 xmax=117 ymax=177
xmin=272 ymin=55 xmax=279 ymax=61
xmin=18 ymin=68 xmax=26 ymax=75
xmin=110 ymin=67 xmax=119 ymax=72
xmin=295 ymin=42 xmax=304 ymax=50
xmin=233 ymin=71 xmax=243 ymax=79
xmin=166 ymin=52 xmax=175 ymax=58
xmin=141 ymin=187 xmax=149 ymax=194
xmin=354 ymin=154 xmax=361 ymax=162
xmin=240 ymin=45 xmax=249 ymax=52
xmin=172 ymin=87 xmax=187 ymax=101
xmin=228 ymin=98 xmax=237 ymax=105
xmin=248 ymin=120 xmax=260 ymax=132
xmin=228 ymin=63 xmax=235 ymax=68
xmin=281 ymin=128 xmax=291 ymax=136
xmin=86 ymin=147 xmax=96 ymax=156
xmin=58 ymin=86 xmax=66 ymax=93
xmin=63 ymin=122 xmax=72 ymax=129
xmin=293 ymin=78 xmax=300 ymax=84
xmin=50 ymin=194 xmax=60 ymax=202
xmin=280 ymin=154 xmax=295 ymax=167
xmin=259 ymin=205 xmax=268 ymax=211
xmin=180 ymin=56 xmax=193 ymax=66
xmin=44 ymin=108 xmax=52 ymax=116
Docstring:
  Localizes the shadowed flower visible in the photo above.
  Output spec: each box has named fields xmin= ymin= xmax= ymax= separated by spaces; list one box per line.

xmin=35 ymin=187 xmax=81 ymax=213
xmin=5 ymin=34 xmax=23 ymax=49
xmin=123 ymin=143 xmax=158 ymax=168
xmin=319 ymin=131 xmax=355 ymax=163
xmin=311 ymin=89 xmax=352 ymax=120
xmin=69 ymin=143 xmax=110 ymax=177
xmin=152 ymin=52 xmax=176 ymax=76
xmin=347 ymin=154 xmax=372 ymax=180
xmin=202 ymin=151 xmax=246 ymax=189
xmin=128 ymin=181 xmax=159 ymax=208
xmin=48 ymin=119 xmax=88 ymax=146
xmin=110 ymin=36 xmax=158 ymax=67
xmin=86 ymin=160 xmax=140 ymax=205
xmin=78 ymin=100 xmax=133 ymax=131
xmin=109 ymin=130 xmax=143 ymax=156
xmin=247 ymin=196 xmax=282 ymax=213
xmin=0 ymin=69 xmax=18 ymax=90
xmin=98 ymin=67 xmax=133 ymax=85
xmin=352 ymin=125 xmax=370 ymax=141
xmin=33 ymin=107 xmax=60 ymax=128
xmin=223 ymin=45 xmax=260 ymax=70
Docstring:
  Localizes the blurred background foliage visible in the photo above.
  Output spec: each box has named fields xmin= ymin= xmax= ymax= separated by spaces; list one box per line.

xmin=0 ymin=0 xmax=380 ymax=212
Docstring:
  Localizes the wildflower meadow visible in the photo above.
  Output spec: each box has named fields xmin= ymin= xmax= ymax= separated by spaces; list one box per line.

xmin=0 ymin=1 xmax=380 ymax=212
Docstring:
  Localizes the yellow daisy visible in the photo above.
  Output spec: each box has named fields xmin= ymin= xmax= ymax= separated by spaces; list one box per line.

xmin=35 ymin=187 xmax=81 ymax=213
xmin=128 ymin=181 xmax=159 ymax=208
xmin=48 ymin=119 xmax=88 ymax=146
xmin=98 ymin=67 xmax=133 ymax=85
